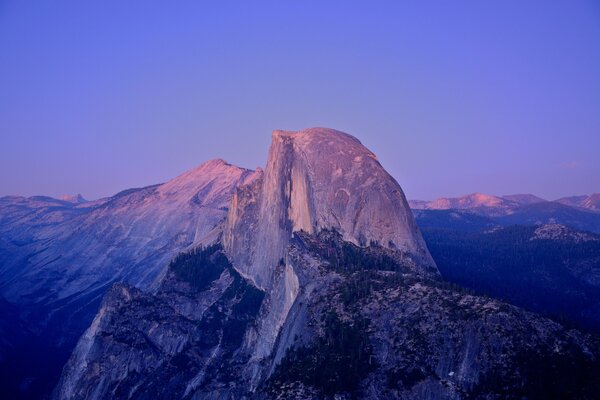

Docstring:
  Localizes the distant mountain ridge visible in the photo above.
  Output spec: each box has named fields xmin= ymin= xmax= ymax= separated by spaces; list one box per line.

xmin=409 ymin=192 xmax=600 ymax=233
xmin=501 ymin=193 xmax=547 ymax=205
xmin=557 ymin=193 xmax=600 ymax=212
xmin=0 ymin=159 xmax=260 ymax=306
xmin=410 ymin=192 xmax=600 ymax=214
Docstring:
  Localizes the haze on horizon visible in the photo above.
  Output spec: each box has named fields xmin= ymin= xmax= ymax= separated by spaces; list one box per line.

xmin=1 ymin=1 xmax=599 ymax=201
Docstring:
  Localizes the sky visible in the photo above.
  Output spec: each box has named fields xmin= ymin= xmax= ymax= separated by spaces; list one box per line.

xmin=1 ymin=1 xmax=599 ymax=201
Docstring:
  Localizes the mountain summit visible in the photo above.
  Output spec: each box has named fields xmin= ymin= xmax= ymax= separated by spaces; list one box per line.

xmin=58 ymin=193 xmax=87 ymax=204
xmin=225 ymin=127 xmax=436 ymax=289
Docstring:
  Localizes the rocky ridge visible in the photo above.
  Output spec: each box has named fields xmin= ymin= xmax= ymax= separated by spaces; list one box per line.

xmin=557 ymin=194 xmax=600 ymax=212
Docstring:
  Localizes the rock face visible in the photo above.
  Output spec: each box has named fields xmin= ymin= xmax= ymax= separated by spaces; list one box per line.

xmin=224 ymin=128 xmax=436 ymax=290
xmin=266 ymin=235 xmax=600 ymax=399
xmin=53 ymin=128 xmax=600 ymax=400
xmin=55 ymin=246 xmax=265 ymax=400
xmin=222 ymin=128 xmax=436 ymax=376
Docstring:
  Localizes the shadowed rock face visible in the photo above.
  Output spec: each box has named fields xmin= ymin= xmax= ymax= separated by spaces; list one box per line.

xmin=54 ymin=246 xmax=266 ymax=400
xmin=224 ymin=127 xmax=436 ymax=289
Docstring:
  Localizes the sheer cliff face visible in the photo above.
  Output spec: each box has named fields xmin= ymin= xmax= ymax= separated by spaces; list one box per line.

xmin=224 ymin=127 xmax=436 ymax=289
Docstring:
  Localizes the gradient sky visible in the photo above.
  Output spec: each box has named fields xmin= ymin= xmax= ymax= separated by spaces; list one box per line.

xmin=1 ymin=1 xmax=599 ymax=201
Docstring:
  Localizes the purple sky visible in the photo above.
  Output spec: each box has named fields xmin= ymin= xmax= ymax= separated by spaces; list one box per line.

xmin=1 ymin=1 xmax=599 ymax=201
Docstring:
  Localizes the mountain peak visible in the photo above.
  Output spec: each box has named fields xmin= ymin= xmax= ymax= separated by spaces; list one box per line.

xmin=157 ymin=159 xmax=259 ymax=205
xmin=469 ymin=192 xmax=501 ymax=202
xmin=271 ymin=128 xmax=372 ymax=159
xmin=272 ymin=127 xmax=364 ymax=145
xmin=225 ymin=127 xmax=436 ymax=289
xmin=192 ymin=158 xmax=234 ymax=171
xmin=428 ymin=192 xmax=510 ymax=209
xmin=59 ymin=193 xmax=87 ymax=204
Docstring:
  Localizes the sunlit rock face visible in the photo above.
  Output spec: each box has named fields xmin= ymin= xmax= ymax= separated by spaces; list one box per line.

xmin=224 ymin=127 xmax=437 ymax=289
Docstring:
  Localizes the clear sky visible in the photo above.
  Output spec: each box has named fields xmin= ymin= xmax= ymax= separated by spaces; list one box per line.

xmin=1 ymin=1 xmax=599 ymax=201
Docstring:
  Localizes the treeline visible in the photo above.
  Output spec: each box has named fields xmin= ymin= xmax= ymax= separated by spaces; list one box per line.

xmin=170 ymin=244 xmax=230 ymax=291
xmin=422 ymin=225 xmax=600 ymax=332
xmin=304 ymin=229 xmax=405 ymax=273
xmin=268 ymin=311 xmax=375 ymax=397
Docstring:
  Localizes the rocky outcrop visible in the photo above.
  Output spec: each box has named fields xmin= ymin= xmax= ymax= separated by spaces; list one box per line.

xmin=531 ymin=223 xmax=600 ymax=242
xmin=54 ymin=246 xmax=265 ymax=400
